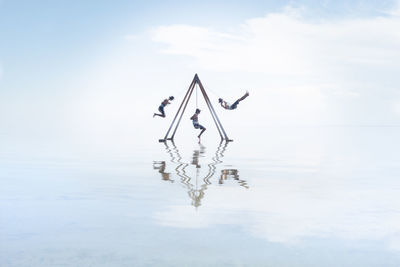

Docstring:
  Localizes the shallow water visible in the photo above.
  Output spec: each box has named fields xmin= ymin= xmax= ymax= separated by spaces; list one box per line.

xmin=1 ymin=127 xmax=400 ymax=266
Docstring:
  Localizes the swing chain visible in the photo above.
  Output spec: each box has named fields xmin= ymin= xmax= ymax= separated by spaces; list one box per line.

xmin=196 ymin=83 xmax=198 ymax=109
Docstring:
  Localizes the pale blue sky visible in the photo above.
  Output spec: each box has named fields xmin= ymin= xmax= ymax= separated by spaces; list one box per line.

xmin=0 ymin=0 xmax=399 ymax=146
xmin=0 ymin=0 xmax=396 ymax=89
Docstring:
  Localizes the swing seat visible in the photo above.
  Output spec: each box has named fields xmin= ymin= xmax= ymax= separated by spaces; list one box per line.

xmin=159 ymin=139 xmax=166 ymax=142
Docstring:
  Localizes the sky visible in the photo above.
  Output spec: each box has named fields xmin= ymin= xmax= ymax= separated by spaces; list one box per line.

xmin=0 ymin=0 xmax=400 ymax=150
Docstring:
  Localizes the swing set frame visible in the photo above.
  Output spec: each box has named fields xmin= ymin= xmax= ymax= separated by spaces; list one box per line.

xmin=159 ymin=74 xmax=232 ymax=142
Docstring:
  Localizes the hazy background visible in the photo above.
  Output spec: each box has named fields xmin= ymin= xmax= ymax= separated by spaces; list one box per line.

xmin=1 ymin=0 xmax=399 ymax=155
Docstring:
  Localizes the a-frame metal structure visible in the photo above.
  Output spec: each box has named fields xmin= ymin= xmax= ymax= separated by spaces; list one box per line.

xmin=159 ymin=74 xmax=232 ymax=142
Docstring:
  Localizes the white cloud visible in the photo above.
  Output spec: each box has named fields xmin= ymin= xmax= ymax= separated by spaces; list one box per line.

xmin=151 ymin=5 xmax=400 ymax=124
xmin=152 ymin=6 xmax=400 ymax=77
xmin=332 ymin=89 xmax=360 ymax=98
xmin=386 ymin=0 xmax=400 ymax=16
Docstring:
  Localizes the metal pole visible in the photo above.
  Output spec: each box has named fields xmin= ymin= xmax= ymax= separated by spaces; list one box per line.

xmin=197 ymin=80 xmax=224 ymax=140
xmin=160 ymin=77 xmax=196 ymax=142
xmin=205 ymin=92 xmax=229 ymax=140
xmin=197 ymin=78 xmax=231 ymax=141
xmin=170 ymin=80 xmax=196 ymax=140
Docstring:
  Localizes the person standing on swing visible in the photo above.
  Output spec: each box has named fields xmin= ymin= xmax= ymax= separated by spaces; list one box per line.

xmin=153 ymin=96 xmax=174 ymax=118
xmin=190 ymin=108 xmax=206 ymax=142
xmin=218 ymin=91 xmax=249 ymax=110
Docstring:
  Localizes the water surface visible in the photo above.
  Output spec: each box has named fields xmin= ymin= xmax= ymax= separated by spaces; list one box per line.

xmin=1 ymin=126 xmax=400 ymax=266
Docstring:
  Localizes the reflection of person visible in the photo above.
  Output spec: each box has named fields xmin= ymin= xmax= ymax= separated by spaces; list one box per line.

xmin=191 ymin=150 xmax=200 ymax=168
xmin=219 ymin=169 xmax=248 ymax=188
xmin=219 ymin=169 xmax=238 ymax=184
xmin=190 ymin=108 xmax=206 ymax=142
xmin=218 ymin=91 xmax=249 ymax=110
xmin=153 ymin=96 xmax=174 ymax=118
xmin=191 ymin=143 xmax=205 ymax=169
xmin=153 ymin=161 xmax=173 ymax=182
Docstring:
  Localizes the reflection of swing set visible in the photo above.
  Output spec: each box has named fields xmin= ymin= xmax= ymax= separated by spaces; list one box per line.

xmin=159 ymin=74 xmax=233 ymax=143
xmin=153 ymin=141 xmax=248 ymax=208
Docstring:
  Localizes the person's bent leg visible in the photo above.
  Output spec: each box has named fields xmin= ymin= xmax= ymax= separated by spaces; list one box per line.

xmin=198 ymin=127 xmax=206 ymax=138
xmin=156 ymin=106 xmax=166 ymax=118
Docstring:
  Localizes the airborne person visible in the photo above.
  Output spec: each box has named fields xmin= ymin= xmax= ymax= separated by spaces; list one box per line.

xmin=219 ymin=91 xmax=249 ymax=110
xmin=153 ymin=96 xmax=174 ymax=118
xmin=190 ymin=108 xmax=206 ymax=142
